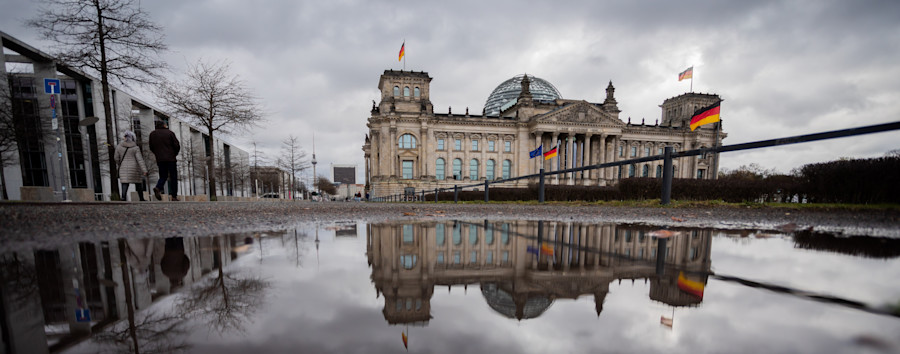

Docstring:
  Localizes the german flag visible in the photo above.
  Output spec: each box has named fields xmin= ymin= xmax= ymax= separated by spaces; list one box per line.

xmin=399 ymin=42 xmax=405 ymax=62
xmin=677 ymin=271 xmax=705 ymax=299
xmin=678 ymin=66 xmax=693 ymax=81
xmin=689 ymin=101 xmax=720 ymax=131
xmin=543 ymin=146 xmax=558 ymax=160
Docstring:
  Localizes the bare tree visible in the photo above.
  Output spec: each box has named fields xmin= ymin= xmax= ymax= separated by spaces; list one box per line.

xmin=249 ymin=141 xmax=267 ymax=196
xmin=28 ymin=0 xmax=168 ymax=200
xmin=157 ymin=60 xmax=263 ymax=200
xmin=316 ymin=176 xmax=337 ymax=196
xmin=278 ymin=135 xmax=309 ymax=200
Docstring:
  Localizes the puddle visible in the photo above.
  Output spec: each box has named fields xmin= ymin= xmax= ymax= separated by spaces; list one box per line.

xmin=1 ymin=220 xmax=898 ymax=353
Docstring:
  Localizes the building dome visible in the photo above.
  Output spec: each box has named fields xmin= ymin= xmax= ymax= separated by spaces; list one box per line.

xmin=481 ymin=283 xmax=553 ymax=320
xmin=483 ymin=74 xmax=562 ymax=116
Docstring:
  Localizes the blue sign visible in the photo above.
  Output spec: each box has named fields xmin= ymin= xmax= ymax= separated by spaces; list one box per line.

xmin=44 ymin=78 xmax=61 ymax=94
xmin=75 ymin=308 xmax=91 ymax=322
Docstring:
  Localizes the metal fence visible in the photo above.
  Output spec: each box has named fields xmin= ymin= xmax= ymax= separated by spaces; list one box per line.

xmin=371 ymin=121 xmax=900 ymax=204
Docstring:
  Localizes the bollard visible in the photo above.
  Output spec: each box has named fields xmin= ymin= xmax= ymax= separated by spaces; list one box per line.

xmin=454 ymin=185 xmax=459 ymax=203
xmin=655 ymin=237 xmax=668 ymax=275
xmin=435 ymin=188 xmax=439 ymax=202
xmin=538 ymin=168 xmax=545 ymax=203
xmin=421 ymin=190 xmax=425 ymax=202
xmin=484 ymin=180 xmax=489 ymax=202
xmin=661 ymin=146 xmax=673 ymax=205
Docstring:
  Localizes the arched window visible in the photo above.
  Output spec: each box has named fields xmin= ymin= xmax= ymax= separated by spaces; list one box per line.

xmin=486 ymin=159 xmax=496 ymax=180
xmin=403 ymin=86 xmax=410 ymax=97
xmin=414 ymin=87 xmax=420 ymax=97
xmin=436 ymin=224 xmax=445 ymax=246
xmin=398 ymin=134 xmax=417 ymax=149
xmin=642 ymin=164 xmax=649 ymax=177
xmin=656 ymin=165 xmax=662 ymax=178
xmin=453 ymin=223 xmax=461 ymax=245
xmin=436 ymin=158 xmax=445 ymax=180
xmin=393 ymin=86 xmax=400 ymax=96
xmin=452 ymin=159 xmax=462 ymax=180
xmin=469 ymin=159 xmax=479 ymax=180
xmin=629 ymin=164 xmax=636 ymax=177
xmin=502 ymin=160 xmax=511 ymax=179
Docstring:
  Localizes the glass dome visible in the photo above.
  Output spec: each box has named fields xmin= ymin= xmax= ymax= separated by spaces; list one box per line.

xmin=481 ymin=283 xmax=552 ymax=320
xmin=483 ymin=74 xmax=562 ymax=116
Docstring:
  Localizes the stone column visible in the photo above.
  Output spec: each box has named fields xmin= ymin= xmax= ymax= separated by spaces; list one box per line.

xmin=389 ymin=126 xmax=397 ymax=178
xmin=551 ymin=132 xmax=559 ymax=184
xmin=534 ymin=131 xmax=542 ymax=174
xmin=584 ymin=133 xmax=592 ymax=183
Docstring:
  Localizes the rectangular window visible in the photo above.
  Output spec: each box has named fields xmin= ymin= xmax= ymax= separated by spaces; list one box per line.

xmin=438 ymin=139 xmax=445 ymax=150
xmin=470 ymin=251 xmax=477 ymax=263
xmin=618 ymin=146 xmax=624 ymax=157
xmin=697 ymin=169 xmax=705 ymax=179
xmin=486 ymin=251 xmax=493 ymax=264
xmin=455 ymin=139 xmax=462 ymax=151
xmin=471 ymin=140 xmax=479 ymax=151
xmin=631 ymin=146 xmax=637 ymax=157
xmin=658 ymin=147 xmax=664 ymax=155
xmin=402 ymin=160 xmax=413 ymax=179
xmin=403 ymin=224 xmax=414 ymax=244
xmin=488 ymin=141 xmax=495 ymax=151
xmin=502 ymin=251 xmax=510 ymax=264
xmin=454 ymin=251 xmax=461 ymax=264
xmin=504 ymin=141 xmax=511 ymax=152
xmin=644 ymin=147 xmax=651 ymax=156
xmin=437 ymin=252 xmax=445 ymax=264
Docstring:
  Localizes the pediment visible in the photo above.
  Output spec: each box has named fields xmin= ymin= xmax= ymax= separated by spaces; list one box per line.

xmin=533 ymin=102 xmax=623 ymax=126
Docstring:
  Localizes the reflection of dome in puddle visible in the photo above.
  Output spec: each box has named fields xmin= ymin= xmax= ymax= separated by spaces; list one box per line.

xmin=481 ymin=283 xmax=552 ymax=320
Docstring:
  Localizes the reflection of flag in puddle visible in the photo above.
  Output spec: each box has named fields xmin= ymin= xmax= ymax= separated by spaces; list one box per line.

xmin=677 ymin=271 xmax=705 ymax=299
xmin=401 ymin=330 xmax=408 ymax=350
xmin=527 ymin=243 xmax=555 ymax=256
xmin=660 ymin=316 xmax=673 ymax=328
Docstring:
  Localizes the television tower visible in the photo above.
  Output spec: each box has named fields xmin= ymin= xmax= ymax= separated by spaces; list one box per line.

xmin=311 ymin=132 xmax=317 ymax=194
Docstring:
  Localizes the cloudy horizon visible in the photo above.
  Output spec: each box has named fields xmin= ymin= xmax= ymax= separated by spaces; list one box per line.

xmin=3 ymin=0 xmax=899 ymax=183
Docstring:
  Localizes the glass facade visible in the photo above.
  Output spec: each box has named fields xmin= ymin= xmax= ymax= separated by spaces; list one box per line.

xmin=483 ymin=74 xmax=562 ymax=116
xmin=436 ymin=158 xmax=445 ymax=180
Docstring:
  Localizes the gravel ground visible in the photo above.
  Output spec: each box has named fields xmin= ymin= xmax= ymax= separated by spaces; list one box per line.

xmin=2 ymin=200 xmax=899 ymax=252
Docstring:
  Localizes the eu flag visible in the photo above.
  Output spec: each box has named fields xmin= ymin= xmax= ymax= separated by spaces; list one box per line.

xmin=529 ymin=145 xmax=542 ymax=159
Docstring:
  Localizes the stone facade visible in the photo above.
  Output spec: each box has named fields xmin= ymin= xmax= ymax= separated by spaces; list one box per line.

xmin=364 ymin=70 xmax=726 ymax=197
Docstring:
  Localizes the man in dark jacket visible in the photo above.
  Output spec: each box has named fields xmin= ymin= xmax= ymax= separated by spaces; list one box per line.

xmin=149 ymin=120 xmax=181 ymax=201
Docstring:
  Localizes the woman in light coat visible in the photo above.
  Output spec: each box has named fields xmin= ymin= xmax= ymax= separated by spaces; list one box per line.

xmin=115 ymin=131 xmax=149 ymax=201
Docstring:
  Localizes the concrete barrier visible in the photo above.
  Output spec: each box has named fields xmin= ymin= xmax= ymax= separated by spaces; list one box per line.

xmin=20 ymin=186 xmax=55 ymax=201
xmin=70 ymin=188 xmax=95 ymax=202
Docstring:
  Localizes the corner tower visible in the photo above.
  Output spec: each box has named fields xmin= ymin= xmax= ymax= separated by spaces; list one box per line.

xmin=377 ymin=70 xmax=433 ymax=115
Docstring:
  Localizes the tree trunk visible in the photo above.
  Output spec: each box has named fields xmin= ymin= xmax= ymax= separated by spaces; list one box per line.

xmin=207 ymin=127 xmax=217 ymax=199
xmin=0 ymin=164 xmax=7 ymax=200
xmin=96 ymin=1 xmax=120 ymax=201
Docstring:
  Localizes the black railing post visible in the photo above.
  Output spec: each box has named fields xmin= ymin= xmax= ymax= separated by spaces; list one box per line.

xmin=661 ymin=146 xmax=673 ymax=205
xmin=454 ymin=185 xmax=459 ymax=203
xmin=538 ymin=168 xmax=545 ymax=203
xmin=484 ymin=180 xmax=489 ymax=202
xmin=421 ymin=190 xmax=425 ymax=202
xmin=435 ymin=188 xmax=439 ymax=202
xmin=656 ymin=237 xmax=668 ymax=275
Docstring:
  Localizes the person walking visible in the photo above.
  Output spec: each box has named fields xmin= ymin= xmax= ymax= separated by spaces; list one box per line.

xmin=115 ymin=130 xmax=148 ymax=201
xmin=149 ymin=120 xmax=181 ymax=201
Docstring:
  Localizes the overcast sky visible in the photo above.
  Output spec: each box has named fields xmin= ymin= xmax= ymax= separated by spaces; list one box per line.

xmin=3 ymin=0 xmax=899 ymax=183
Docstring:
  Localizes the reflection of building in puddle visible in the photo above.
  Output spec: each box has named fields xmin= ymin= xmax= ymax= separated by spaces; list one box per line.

xmin=367 ymin=221 xmax=712 ymax=324
xmin=331 ymin=224 xmax=359 ymax=238
xmin=0 ymin=234 xmax=256 ymax=353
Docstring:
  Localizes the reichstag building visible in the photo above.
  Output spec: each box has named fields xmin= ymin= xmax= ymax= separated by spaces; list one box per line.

xmin=363 ymin=70 xmax=724 ymax=197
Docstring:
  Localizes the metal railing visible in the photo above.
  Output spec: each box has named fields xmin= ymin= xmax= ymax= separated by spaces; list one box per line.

xmin=371 ymin=121 xmax=900 ymax=204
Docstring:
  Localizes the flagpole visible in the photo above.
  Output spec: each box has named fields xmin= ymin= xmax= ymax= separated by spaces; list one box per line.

xmin=403 ymin=38 xmax=406 ymax=71
xmin=690 ymin=64 xmax=693 ymax=92
xmin=712 ymin=117 xmax=722 ymax=179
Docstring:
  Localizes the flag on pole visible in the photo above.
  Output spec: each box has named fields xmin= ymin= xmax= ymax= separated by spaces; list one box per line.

xmin=543 ymin=145 xmax=558 ymax=160
xmin=540 ymin=243 xmax=554 ymax=255
xmin=529 ymin=145 xmax=543 ymax=159
xmin=689 ymin=101 xmax=721 ymax=131
xmin=399 ymin=42 xmax=405 ymax=62
xmin=527 ymin=245 xmax=540 ymax=255
xmin=678 ymin=66 xmax=693 ymax=81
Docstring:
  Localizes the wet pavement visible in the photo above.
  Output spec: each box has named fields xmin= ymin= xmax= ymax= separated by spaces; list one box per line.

xmin=1 ymin=215 xmax=899 ymax=353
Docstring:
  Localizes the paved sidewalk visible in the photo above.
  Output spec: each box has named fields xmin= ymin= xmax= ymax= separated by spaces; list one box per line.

xmin=2 ymin=201 xmax=898 ymax=252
